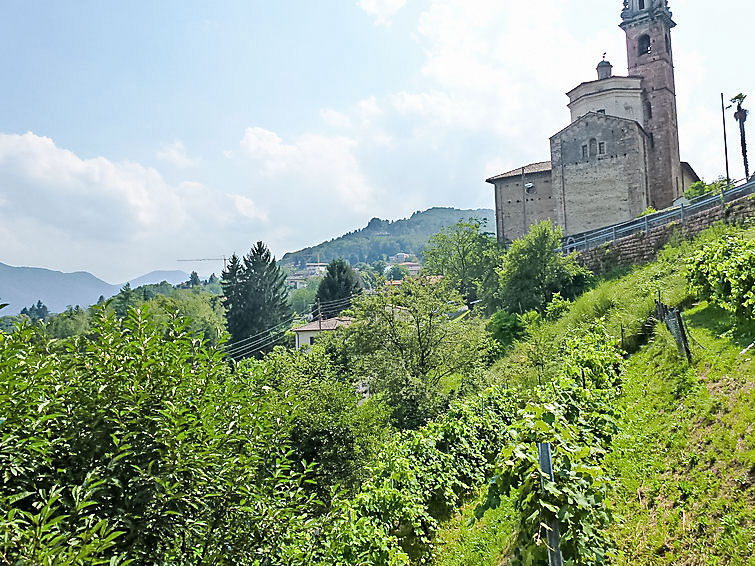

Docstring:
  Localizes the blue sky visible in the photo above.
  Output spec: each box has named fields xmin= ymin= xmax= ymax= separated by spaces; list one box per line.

xmin=0 ymin=0 xmax=752 ymax=283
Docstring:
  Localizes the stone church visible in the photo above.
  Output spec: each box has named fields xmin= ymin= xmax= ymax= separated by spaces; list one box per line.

xmin=487 ymin=0 xmax=699 ymax=243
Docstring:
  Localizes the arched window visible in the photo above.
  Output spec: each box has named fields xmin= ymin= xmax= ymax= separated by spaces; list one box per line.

xmin=638 ymin=35 xmax=651 ymax=56
xmin=639 ymin=0 xmax=645 ymax=9
xmin=589 ymin=138 xmax=598 ymax=157
xmin=644 ymin=100 xmax=653 ymax=119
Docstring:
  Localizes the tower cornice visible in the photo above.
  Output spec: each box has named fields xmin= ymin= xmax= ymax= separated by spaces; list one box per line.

xmin=620 ymin=1 xmax=676 ymax=31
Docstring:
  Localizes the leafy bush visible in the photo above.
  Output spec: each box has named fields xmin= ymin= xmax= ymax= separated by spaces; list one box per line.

xmin=498 ymin=221 xmax=593 ymax=314
xmin=687 ymin=235 xmax=755 ymax=318
xmin=487 ymin=310 xmax=525 ymax=350
xmin=338 ymin=387 xmax=518 ymax=561
xmin=0 ymin=308 xmax=318 ymax=564
xmin=477 ymin=324 xmax=624 ymax=565
xmin=684 ymin=177 xmax=727 ymax=200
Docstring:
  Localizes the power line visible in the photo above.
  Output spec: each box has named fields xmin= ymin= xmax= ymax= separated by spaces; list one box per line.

xmin=227 ymin=326 xmax=294 ymax=358
xmin=222 ymin=293 xmax=362 ymax=358
xmin=223 ymin=314 xmax=302 ymax=351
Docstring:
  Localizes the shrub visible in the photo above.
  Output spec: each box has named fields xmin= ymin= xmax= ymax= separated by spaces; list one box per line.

xmin=687 ymin=235 xmax=755 ymax=318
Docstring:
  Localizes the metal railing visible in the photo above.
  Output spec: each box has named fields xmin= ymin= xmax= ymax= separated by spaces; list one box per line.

xmin=560 ymin=177 xmax=755 ymax=254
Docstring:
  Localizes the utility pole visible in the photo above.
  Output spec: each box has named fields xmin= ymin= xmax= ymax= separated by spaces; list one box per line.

xmin=722 ymin=93 xmax=732 ymax=190
xmin=521 ymin=167 xmax=527 ymax=236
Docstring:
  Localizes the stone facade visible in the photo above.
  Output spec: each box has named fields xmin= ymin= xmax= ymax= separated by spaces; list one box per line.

xmin=551 ymin=113 xmax=650 ymax=235
xmin=490 ymin=164 xmax=554 ymax=242
xmin=487 ymin=0 xmax=691 ymax=244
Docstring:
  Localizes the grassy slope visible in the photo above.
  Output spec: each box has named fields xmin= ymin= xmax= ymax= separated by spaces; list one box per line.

xmin=434 ymin=221 xmax=755 ymax=565
xmin=608 ymin=304 xmax=755 ymax=564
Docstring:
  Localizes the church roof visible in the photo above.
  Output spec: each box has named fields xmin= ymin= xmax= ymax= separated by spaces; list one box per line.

xmin=486 ymin=161 xmax=552 ymax=183
xmin=549 ymin=111 xmax=647 ymax=141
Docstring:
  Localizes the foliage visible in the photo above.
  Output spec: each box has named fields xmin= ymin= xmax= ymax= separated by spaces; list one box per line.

xmin=333 ymin=278 xmax=498 ymax=429
xmin=684 ymin=177 xmax=728 ymax=200
xmin=386 ymin=264 xmax=410 ymax=281
xmin=637 ymin=206 xmax=657 ymax=217
xmin=19 ymin=299 xmax=50 ymax=322
xmin=290 ymin=277 xmax=321 ymax=315
xmin=423 ymin=219 xmax=503 ymax=312
xmin=544 ymin=292 xmax=572 ymax=321
xmin=221 ymin=242 xmax=293 ymax=358
xmin=316 ymin=259 xmax=363 ymax=319
xmin=281 ymin=207 xmax=495 ymax=268
xmin=687 ymin=234 xmax=755 ymax=318
xmin=498 ymin=221 xmax=593 ymax=314
xmin=237 ymin=346 xmax=391 ymax=501
xmin=0 ymin=308 xmax=322 ymax=564
xmin=477 ymin=324 xmax=624 ymax=565
xmin=487 ymin=310 xmax=525 ymax=351
xmin=336 ymin=387 xmax=518 ymax=562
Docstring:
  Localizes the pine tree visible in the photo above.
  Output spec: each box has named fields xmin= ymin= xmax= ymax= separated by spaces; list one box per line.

xmin=221 ymin=242 xmax=292 ymax=358
xmin=316 ymin=259 xmax=362 ymax=319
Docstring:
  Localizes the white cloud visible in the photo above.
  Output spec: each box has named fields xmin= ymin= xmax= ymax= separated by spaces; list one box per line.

xmin=0 ymin=132 xmax=267 ymax=282
xmin=0 ymin=132 xmax=185 ymax=236
xmin=239 ymin=126 xmax=374 ymax=212
xmin=232 ymin=194 xmax=268 ymax=222
xmin=321 ymin=108 xmax=353 ymax=129
xmin=357 ymin=0 xmax=406 ymax=25
xmin=157 ymin=140 xmax=199 ymax=168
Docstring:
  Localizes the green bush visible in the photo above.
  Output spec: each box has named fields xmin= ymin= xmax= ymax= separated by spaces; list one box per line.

xmin=687 ymin=235 xmax=755 ymax=318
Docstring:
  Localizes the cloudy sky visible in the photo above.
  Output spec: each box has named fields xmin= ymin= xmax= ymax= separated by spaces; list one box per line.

xmin=0 ymin=0 xmax=752 ymax=283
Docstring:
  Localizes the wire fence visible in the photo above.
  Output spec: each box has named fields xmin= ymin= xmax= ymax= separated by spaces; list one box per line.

xmin=560 ymin=177 xmax=755 ymax=254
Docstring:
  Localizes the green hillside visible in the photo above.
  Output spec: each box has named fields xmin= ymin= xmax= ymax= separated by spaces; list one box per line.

xmin=434 ymin=221 xmax=755 ymax=565
xmin=3 ymin=219 xmax=754 ymax=565
xmin=281 ymin=206 xmax=495 ymax=267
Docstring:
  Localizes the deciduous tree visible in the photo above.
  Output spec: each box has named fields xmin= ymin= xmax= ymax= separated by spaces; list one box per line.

xmin=498 ymin=221 xmax=592 ymax=314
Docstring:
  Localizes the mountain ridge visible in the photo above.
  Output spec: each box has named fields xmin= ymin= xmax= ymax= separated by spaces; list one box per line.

xmin=281 ymin=206 xmax=494 ymax=267
xmin=0 ymin=263 xmax=191 ymax=315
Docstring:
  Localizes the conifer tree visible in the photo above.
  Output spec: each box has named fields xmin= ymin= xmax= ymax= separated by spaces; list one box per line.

xmin=316 ymin=259 xmax=362 ymax=319
xmin=221 ymin=242 xmax=292 ymax=358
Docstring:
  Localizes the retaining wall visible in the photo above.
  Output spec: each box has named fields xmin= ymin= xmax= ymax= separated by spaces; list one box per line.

xmin=576 ymin=193 xmax=755 ymax=273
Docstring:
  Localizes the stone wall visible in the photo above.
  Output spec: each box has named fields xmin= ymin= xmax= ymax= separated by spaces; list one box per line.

xmin=492 ymin=169 xmax=554 ymax=242
xmin=551 ymin=113 xmax=650 ymax=235
xmin=576 ymin=193 xmax=755 ymax=273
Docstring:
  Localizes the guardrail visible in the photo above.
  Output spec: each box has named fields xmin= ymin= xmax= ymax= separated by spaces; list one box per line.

xmin=560 ymin=177 xmax=755 ymax=254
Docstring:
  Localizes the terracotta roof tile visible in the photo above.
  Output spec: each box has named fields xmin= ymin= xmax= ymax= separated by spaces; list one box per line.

xmin=486 ymin=161 xmax=552 ymax=182
xmin=292 ymin=317 xmax=354 ymax=333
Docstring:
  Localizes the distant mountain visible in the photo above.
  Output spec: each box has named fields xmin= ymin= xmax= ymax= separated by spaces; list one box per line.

xmin=129 ymin=270 xmax=191 ymax=288
xmin=0 ymin=264 xmax=192 ymax=315
xmin=0 ymin=263 xmax=120 ymax=315
xmin=281 ymin=207 xmax=495 ymax=268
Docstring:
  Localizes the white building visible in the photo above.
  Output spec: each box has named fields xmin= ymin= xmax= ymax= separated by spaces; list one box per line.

xmin=292 ymin=317 xmax=353 ymax=349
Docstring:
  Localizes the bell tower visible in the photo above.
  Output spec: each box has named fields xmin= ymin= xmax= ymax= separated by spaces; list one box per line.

xmin=620 ymin=0 xmax=683 ymax=207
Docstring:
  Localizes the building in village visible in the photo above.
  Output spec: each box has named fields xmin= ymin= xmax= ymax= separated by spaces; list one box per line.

xmin=487 ymin=0 xmax=699 ymax=243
